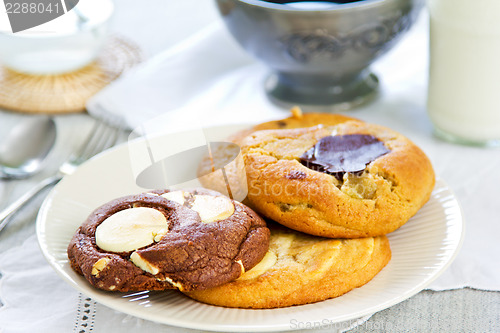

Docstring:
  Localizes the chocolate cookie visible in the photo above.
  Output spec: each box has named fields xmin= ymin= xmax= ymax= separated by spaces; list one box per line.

xmin=185 ymin=223 xmax=391 ymax=308
xmin=67 ymin=188 xmax=270 ymax=292
xmin=198 ymin=109 xmax=361 ymax=201
xmin=241 ymin=121 xmax=435 ymax=238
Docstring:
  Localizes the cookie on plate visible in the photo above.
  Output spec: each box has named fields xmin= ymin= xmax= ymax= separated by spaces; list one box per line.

xmin=185 ymin=223 xmax=391 ymax=309
xmin=197 ymin=109 xmax=361 ymax=201
xmin=241 ymin=120 xmax=435 ymax=238
xmin=67 ymin=188 xmax=270 ymax=292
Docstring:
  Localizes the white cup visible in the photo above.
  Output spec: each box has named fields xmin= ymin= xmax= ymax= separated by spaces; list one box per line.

xmin=0 ymin=0 xmax=114 ymax=75
xmin=427 ymin=0 xmax=500 ymax=147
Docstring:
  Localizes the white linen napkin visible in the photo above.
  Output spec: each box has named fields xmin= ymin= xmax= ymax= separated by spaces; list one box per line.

xmin=86 ymin=21 xmax=260 ymax=130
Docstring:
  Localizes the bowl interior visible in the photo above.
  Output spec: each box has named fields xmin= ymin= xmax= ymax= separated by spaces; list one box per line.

xmin=234 ymin=0 xmax=401 ymax=12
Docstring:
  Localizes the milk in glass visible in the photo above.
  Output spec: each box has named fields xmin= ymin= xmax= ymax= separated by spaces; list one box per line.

xmin=427 ymin=0 xmax=500 ymax=146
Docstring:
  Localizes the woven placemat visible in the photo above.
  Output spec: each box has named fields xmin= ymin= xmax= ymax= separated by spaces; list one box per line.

xmin=0 ymin=36 xmax=142 ymax=114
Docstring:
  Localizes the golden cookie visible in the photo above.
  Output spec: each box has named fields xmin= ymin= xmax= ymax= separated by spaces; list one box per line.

xmin=241 ymin=121 xmax=435 ymax=238
xmin=185 ymin=224 xmax=391 ymax=308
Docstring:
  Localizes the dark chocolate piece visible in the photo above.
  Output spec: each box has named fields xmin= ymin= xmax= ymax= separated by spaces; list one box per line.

xmin=300 ymin=134 xmax=390 ymax=181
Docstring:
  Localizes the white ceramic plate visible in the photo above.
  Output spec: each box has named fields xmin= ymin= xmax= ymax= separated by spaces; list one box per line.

xmin=37 ymin=126 xmax=464 ymax=332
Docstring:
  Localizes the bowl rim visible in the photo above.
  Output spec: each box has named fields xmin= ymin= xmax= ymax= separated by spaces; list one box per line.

xmin=229 ymin=0 xmax=400 ymax=12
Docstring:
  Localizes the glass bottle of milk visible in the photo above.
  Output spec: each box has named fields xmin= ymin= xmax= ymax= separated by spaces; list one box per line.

xmin=427 ymin=0 xmax=500 ymax=147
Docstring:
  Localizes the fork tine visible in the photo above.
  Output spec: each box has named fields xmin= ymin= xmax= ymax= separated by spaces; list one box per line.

xmin=77 ymin=121 xmax=108 ymax=161
xmin=90 ymin=125 xmax=121 ymax=157
xmin=83 ymin=123 xmax=121 ymax=160
xmin=72 ymin=119 xmax=102 ymax=161
xmin=75 ymin=118 xmax=123 ymax=162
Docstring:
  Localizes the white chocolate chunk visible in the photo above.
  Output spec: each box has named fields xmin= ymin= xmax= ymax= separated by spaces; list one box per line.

xmin=91 ymin=257 xmax=112 ymax=276
xmin=290 ymin=105 xmax=303 ymax=119
xmin=161 ymin=191 xmax=186 ymax=205
xmin=236 ymin=259 xmax=245 ymax=275
xmin=191 ymin=195 xmax=235 ymax=223
xmin=157 ymin=276 xmax=184 ymax=291
xmin=95 ymin=207 xmax=169 ymax=253
xmin=163 ymin=191 xmax=235 ymax=223
xmin=295 ymin=240 xmax=342 ymax=277
xmin=130 ymin=251 xmax=159 ymax=275
xmin=273 ymin=233 xmax=295 ymax=252
xmin=237 ymin=251 xmax=277 ymax=281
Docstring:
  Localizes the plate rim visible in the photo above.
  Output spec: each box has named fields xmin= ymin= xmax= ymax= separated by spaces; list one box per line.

xmin=36 ymin=129 xmax=465 ymax=332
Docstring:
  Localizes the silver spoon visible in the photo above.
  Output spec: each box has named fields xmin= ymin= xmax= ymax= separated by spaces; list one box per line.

xmin=0 ymin=116 xmax=56 ymax=232
xmin=0 ymin=116 xmax=56 ymax=179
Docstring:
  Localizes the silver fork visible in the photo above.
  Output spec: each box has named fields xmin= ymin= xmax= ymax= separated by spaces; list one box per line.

xmin=0 ymin=119 xmax=123 ymax=232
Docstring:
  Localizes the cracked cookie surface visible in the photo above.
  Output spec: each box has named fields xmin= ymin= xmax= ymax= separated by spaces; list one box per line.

xmin=67 ymin=188 xmax=270 ymax=292
xmin=185 ymin=223 xmax=391 ymax=308
xmin=229 ymin=111 xmax=362 ymax=145
xmin=198 ymin=112 xmax=361 ymax=201
xmin=241 ymin=121 xmax=435 ymax=238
